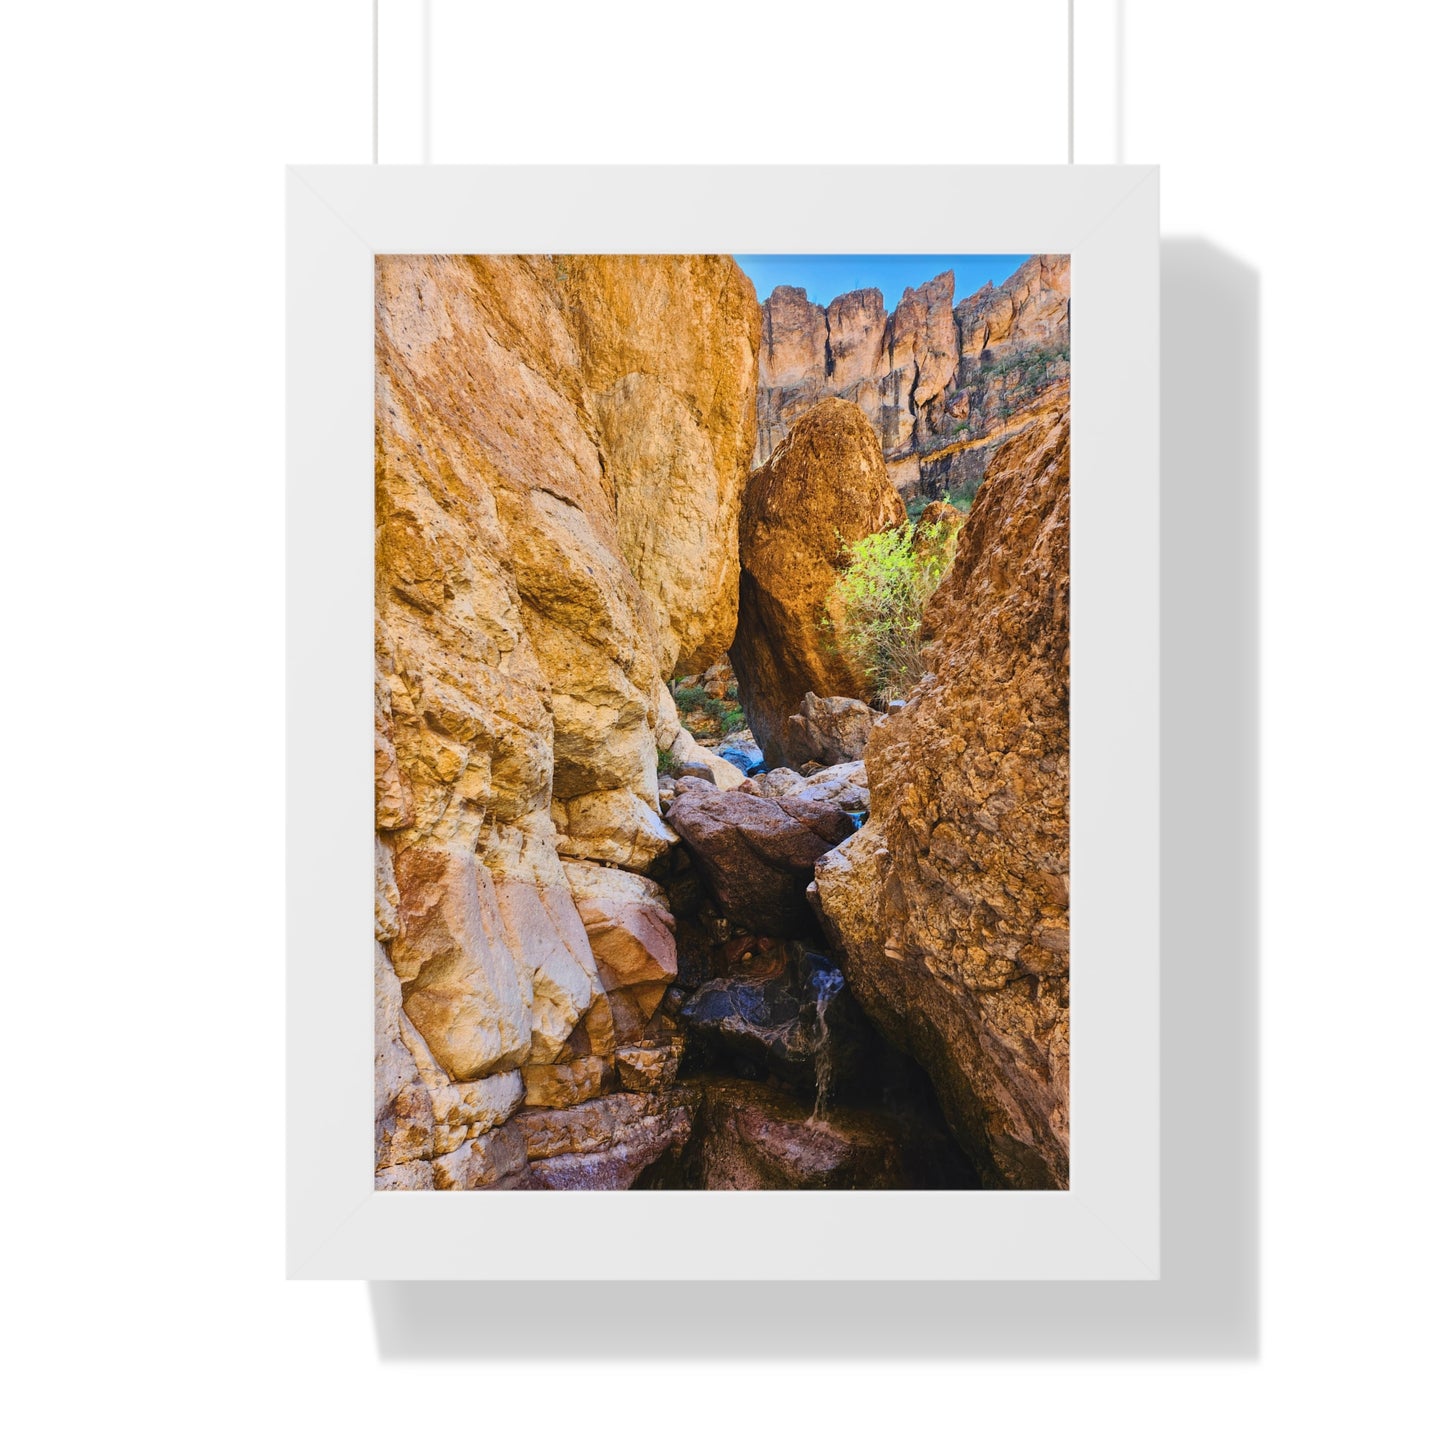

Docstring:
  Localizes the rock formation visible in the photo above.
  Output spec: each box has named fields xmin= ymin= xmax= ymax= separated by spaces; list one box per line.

xmin=780 ymin=693 xmax=882 ymax=770
xmin=665 ymin=776 xmax=853 ymax=937
xmin=813 ymin=404 xmax=1071 ymax=1189
xmin=375 ymin=254 xmax=759 ymax=1189
xmin=755 ymin=256 xmax=1070 ymax=504
xmin=730 ymin=398 xmax=906 ymax=765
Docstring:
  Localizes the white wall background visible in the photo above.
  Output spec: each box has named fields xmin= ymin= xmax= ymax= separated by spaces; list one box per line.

xmin=3 ymin=1 xmax=1440 ymax=1438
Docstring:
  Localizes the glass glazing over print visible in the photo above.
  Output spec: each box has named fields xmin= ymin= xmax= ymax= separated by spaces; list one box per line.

xmin=374 ymin=254 xmax=1071 ymax=1192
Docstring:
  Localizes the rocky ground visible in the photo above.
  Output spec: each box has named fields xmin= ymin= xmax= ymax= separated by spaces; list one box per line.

xmin=374 ymin=254 xmax=1070 ymax=1192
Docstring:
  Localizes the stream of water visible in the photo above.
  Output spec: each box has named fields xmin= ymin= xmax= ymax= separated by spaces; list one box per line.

xmin=808 ymin=965 xmax=846 ymax=1122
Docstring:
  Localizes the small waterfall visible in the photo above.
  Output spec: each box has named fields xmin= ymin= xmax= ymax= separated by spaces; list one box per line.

xmin=808 ymin=965 xmax=846 ymax=1122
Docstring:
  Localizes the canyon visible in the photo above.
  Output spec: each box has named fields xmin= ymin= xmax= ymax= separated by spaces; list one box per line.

xmin=375 ymin=253 xmax=1071 ymax=1191
xmin=756 ymin=255 xmax=1070 ymax=504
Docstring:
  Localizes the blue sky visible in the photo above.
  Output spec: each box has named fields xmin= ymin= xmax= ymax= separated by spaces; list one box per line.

xmin=733 ymin=255 xmax=1031 ymax=313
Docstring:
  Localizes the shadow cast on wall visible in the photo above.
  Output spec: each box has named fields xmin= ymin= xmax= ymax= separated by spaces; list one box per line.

xmin=367 ymin=239 xmax=1260 ymax=1360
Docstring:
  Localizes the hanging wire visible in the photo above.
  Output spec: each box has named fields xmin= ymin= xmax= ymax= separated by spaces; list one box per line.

xmin=1068 ymin=0 xmax=1075 ymax=163
xmin=374 ymin=1 xmax=1077 ymax=166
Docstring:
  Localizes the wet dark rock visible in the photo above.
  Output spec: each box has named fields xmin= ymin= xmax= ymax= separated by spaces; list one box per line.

xmin=677 ymin=944 xmax=869 ymax=1099
xmin=637 ymin=1076 xmax=978 ymax=1190
xmin=664 ymin=778 xmax=852 ymax=936
xmin=680 ymin=951 xmax=813 ymax=1086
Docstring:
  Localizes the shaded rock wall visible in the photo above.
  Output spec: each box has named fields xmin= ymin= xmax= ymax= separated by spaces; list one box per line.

xmin=375 ymin=255 xmax=759 ymax=1188
xmin=730 ymin=398 xmax=906 ymax=764
xmin=755 ymin=256 xmax=1070 ymax=502
xmin=813 ymin=404 xmax=1071 ymax=1189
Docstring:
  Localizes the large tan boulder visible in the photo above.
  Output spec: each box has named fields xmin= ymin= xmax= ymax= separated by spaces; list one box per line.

xmin=729 ymin=398 xmax=907 ymax=766
xmin=814 ymin=405 xmax=1071 ymax=1189
xmin=375 ymin=255 xmax=760 ymax=1185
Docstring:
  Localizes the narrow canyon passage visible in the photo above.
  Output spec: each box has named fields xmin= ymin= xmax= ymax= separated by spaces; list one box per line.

xmin=374 ymin=253 xmax=1070 ymax=1192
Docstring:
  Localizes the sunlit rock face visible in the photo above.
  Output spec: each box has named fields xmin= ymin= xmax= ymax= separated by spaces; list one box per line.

xmin=729 ymin=398 xmax=906 ymax=766
xmin=374 ymin=255 xmax=760 ymax=1187
xmin=754 ymin=256 xmax=1070 ymax=503
xmin=814 ymin=405 xmax=1071 ymax=1190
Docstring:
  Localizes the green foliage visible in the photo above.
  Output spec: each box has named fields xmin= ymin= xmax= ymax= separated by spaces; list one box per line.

xmin=975 ymin=339 xmax=1070 ymax=386
xmin=701 ymin=697 xmax=745 ymax=733
xmin=668 ymin=681 xmax=745 ymax=738
xmin=825 ymin=516 xmax=961 ymax=706
xmin=671 ymin=684 xmax=708 ymax=714
xmin=657 ymin=747 xmax=676 ymax=777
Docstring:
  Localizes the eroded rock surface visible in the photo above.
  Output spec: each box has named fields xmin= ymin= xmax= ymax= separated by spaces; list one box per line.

xmin=744 ymin=760 xmax=870 ymax=815
xmin=665 ymin=777 xmax=853 ymax=936
xmin=780 ymin=692 xmax=882 ymax=770
xmin=814 ymin=406 xmax=1071 ymax=1189
xmin=730 ymin=398 xmax=906 ymax=764
xmin=375 ymin=255 xmax=759 ymax=1187
xmin=755 ymin=257 xmax=1070 ymax=503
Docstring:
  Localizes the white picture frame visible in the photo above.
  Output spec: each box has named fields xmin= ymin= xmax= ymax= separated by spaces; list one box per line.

xmin=287 ymin=164 xmax=1159 ymax=1281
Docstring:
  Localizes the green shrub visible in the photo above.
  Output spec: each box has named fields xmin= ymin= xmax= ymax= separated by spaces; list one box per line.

xmin=667 ymin=679 xmax=746 ymax=740
xmin=671 ymin=684 xmax=708 ymax=714
xmin=657 ymin=747 xmax=676 ymax=777
xmin=825 ymin=515 xmax=961 ymax=706
xmin=700 ymin=696 xmax=745 ymax=733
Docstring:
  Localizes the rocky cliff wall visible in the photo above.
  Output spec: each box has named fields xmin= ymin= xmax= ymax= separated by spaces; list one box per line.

xmin=755 ymin=255 xmax=1070 ymax=503
xmin=813 ymin=403 xmax=1071 ymax=1189
xmin=374 ymin=255 xmax=759 ymax=1189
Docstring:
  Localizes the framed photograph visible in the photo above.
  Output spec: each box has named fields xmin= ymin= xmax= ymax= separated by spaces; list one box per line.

xmin=287 ymin=165 xmax=1159 ymax=1279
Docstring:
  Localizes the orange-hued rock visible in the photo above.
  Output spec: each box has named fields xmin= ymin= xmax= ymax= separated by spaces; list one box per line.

xmin=825 ymin=288 xmax=887 ymax=391
xmin=730 ymin=398 xmax=907 ymax=765
xmin=814 ymin=405 xmax=1071 ymax=1189
xmin=562 ymin=255 xmax=761 ymax=678
xmin=754 ymin=257 xmax=1070 ymax=506
xmin=375 ymin=255 xmax=759 ymax=1186
xmin=562 ymin=859 xmax=678 ymax=1043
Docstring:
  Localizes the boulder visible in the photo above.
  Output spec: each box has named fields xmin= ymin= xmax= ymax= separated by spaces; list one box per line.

xmin=814 ymin=406 xmax=1071 ymax=1189
xmin=665 ymin=778 xmax=853 ymax=936
xmin=780 ymin=692 xmax=882 ymax=768
xmin=730 ymin=398 xmax=906 ymax=766
xmin=659 ymin=1077 xmax=960 ymax=1191
xmin=673 ymin=760 xmax=719 ymax=783
xmin=562 ymin=859 xmax=678 ymax=1044
xmin=654 ymin=683 xmax=747 ymax=790
xmin=748 ymin=760 xmax=870 ymax=815
xmin=717 ymin=738 xmax=764 ymax=775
